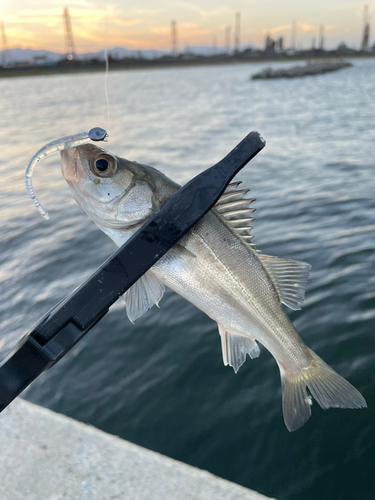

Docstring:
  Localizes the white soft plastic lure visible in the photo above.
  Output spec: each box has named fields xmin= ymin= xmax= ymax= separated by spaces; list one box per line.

xmin=25 ymin=127 xmax=107 ymax=219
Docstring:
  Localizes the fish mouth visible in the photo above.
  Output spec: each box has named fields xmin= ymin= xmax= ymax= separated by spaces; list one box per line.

xmin=60 ymin=148 xmax=89 ymax=183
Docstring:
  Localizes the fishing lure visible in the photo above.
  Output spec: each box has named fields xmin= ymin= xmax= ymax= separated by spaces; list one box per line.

xmin=25 ymin=127 xmax=108 ymax=220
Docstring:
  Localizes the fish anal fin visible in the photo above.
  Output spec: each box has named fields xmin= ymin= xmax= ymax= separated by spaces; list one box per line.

xmin=218 ymin=325 xmax=260 ymax=373
xmin=123 ymin=270 xmax=165 ymax=323
xmin=259 ymin=254 xmax=311 ymax=310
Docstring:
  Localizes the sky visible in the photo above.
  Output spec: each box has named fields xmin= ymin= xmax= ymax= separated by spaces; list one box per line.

xmin=0 ymin=0 xmax=373 ymax=53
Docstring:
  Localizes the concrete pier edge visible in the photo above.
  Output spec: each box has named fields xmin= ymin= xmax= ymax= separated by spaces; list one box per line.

xmin=0 ymin=398 xmax=276 ymax=500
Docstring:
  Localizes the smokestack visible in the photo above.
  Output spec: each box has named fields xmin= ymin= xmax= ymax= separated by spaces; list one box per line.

xmin=212 ymin=33 xmax=217 ymax=55
xmin=361 ymin=5 xmax=370 ymax=51
xmin=171 ymin=19 xmax=178 ymax=57
xmin=0 ymin=22 xmax=8 ymax=66
xmin=319 ymin=24 xmax=324 ymax=50
xmin=226 ymin=25 xmax=232 ymax=54
xmin=291 ymin=20 xmax=297 ymax=49
xmin=235 ymin=12 xmax=241 ymax=52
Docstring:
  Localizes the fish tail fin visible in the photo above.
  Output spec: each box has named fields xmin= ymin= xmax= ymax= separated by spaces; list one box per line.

xmin=280 ymin=348 xmax=366 ymax=432
xmin=280 ymin=369 xmax=312 ymax=432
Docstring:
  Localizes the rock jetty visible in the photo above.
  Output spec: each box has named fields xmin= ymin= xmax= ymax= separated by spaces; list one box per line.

xmin=251 ymin=61 xmax=352 ymax=80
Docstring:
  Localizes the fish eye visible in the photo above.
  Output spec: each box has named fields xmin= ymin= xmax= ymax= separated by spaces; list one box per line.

xmin=95 ymin=158 xmax=109 ymax=171
xmin=90 ymin=153 xmax=117 ymax=178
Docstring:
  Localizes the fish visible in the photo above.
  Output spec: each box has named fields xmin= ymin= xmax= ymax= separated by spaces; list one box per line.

xmin=60 ymin=143 xmax=366 ymax=431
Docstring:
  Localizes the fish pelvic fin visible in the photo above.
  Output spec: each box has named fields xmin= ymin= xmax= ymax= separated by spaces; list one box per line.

xmin=280 ymin=349 xmax=366 ymax=432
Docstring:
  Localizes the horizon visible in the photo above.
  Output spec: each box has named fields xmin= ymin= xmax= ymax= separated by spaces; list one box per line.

xmin=0 ymin=1 xmax=373 ymax=54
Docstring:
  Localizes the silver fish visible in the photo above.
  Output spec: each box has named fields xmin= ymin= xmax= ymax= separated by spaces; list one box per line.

xmin=60 ymin=144 xmax=366 ymax=431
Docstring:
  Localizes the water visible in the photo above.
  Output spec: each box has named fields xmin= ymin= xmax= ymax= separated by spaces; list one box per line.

xmin=1 ymin=59 xmax=375 ymax=500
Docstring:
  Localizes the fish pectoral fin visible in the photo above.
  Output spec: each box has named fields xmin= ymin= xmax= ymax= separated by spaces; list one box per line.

xmin=258 ymin=254 xmax=311 ymax=310
xmin=123 ymin=270 xmax=165 ymax=323
xmin=218 ymin=325 xmax=260 ymax=373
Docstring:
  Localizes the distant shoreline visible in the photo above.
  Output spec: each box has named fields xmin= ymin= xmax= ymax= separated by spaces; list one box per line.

xmin=0 ymin=52 xmax=374 ymax=79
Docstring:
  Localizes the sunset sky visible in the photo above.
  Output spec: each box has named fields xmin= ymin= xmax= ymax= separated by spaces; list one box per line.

xmin=0 ymin=0 xmax=373 ymax=53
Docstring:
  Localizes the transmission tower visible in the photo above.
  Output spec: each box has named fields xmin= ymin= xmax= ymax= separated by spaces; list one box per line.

xmin=63 ymin=8 xmax=76 ymax=60
xmin=171 ymin=20 xmax=178 ymax=57
xmin=361 ymin=5 xmax=370 ymax=51
xmin=235 ymin=12 xmax=241 ymax=52
xmin=0 ymin=22 xmax=8 ymax=66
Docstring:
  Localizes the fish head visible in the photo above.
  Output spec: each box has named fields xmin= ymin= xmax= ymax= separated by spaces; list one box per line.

xmin=60 ymin=144 xmax=179 ymax=243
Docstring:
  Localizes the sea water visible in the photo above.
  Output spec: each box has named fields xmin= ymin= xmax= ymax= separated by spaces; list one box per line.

xmin=0 ymin=59 xmax=374 ymax=500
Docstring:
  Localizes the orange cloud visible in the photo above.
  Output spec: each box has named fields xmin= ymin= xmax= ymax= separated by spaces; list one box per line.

xmin=1 ymin=1 xmax=366 ymax=53
xmin=262 ymin=24 xmax=291 ymax=35
xmin=150 ymin=26 xmax=170 ymax=36
xmin=299 ymin=23 xmax=315 ymax=32
xmin=113 ymin=18 xmax=141 ymax=27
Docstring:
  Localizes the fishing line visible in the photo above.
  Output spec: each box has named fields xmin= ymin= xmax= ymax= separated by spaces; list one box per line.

xmin=104 ymin=0 xmax=110 ymax=131
xmin=104 ymin=48 xmax=110 ymax=130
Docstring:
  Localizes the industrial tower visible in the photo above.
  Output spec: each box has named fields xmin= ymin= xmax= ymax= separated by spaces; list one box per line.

xmin=212 ymin=34 xmax=217 ymax=54
xmin=318 ymin=25 xmax=325 ymax=50
xmin=63 ymin=8 xmax=76 ymax=61
xmin=361 ymin=5 xmax=370 ymax=51
xmin=235 ymin=12 xmax=240 ymax=52
xmin=171 ymin=20 xmax=178 ymax=57
xmin=0 ymin=22 xmax=7 ymax=66
xmin=225 ymin=26 xmax=232 ymax=53
xmin=291 ymin=20 xmax=296 ymax=49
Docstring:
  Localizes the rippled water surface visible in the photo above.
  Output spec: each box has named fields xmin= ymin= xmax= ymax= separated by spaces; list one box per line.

xmin=1 ymin=60 xmax=375 ymax=500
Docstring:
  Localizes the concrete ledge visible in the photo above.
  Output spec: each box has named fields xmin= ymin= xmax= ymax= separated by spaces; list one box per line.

xmin=0 ymin=399 xmax=275 ymax=500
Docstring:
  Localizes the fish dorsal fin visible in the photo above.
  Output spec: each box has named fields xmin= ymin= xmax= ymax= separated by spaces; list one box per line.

xmin=214 ymin=181 xmax=257 ymax=249
xmin=258 ymin=254 xmax=311 ymax=310
xmin=218 ymin=325 xmax=260 ymax=373
xmin=123 ymin=270 xmax=165 ymax=323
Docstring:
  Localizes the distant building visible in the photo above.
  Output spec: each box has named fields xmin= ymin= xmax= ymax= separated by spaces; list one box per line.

xmin=33 ymin=55 xmax=56 ymax=66
xmin=13 ymin=60 xmax=32 ymax=67
xmin=337 ymin=42 xmax=356 ymax=54
xmin=265 ymin=35 xmax=276 ymax=54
